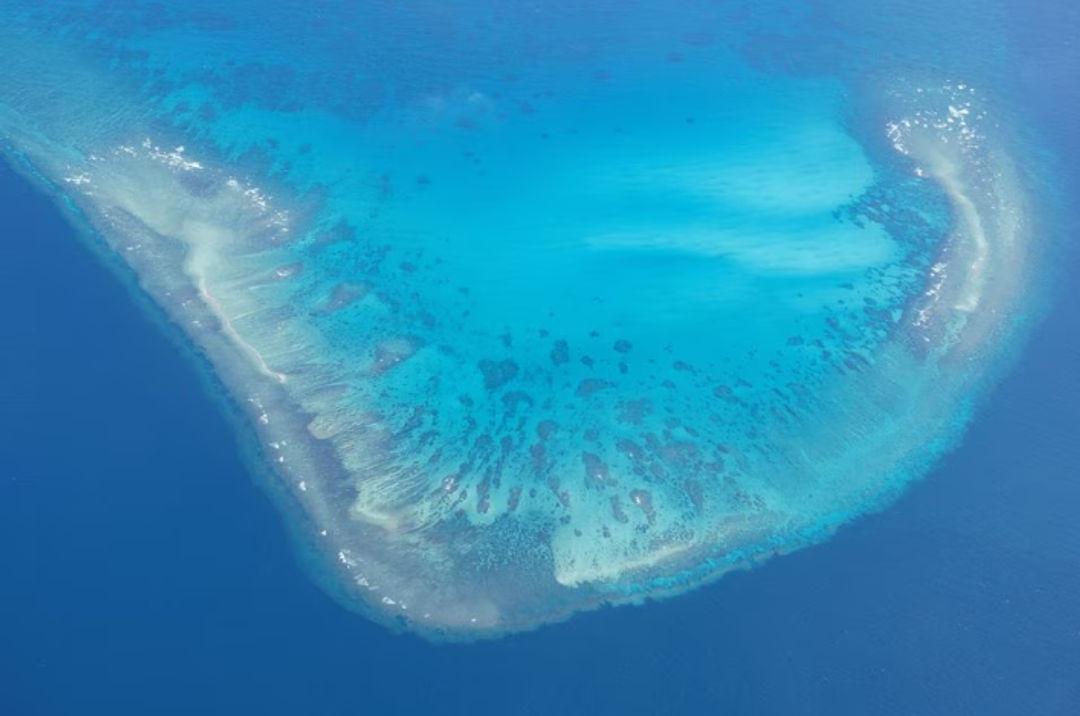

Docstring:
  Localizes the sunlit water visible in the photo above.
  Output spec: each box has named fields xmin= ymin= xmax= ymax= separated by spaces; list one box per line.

xmin=0 ymin=0 xmax=1058 ymax=637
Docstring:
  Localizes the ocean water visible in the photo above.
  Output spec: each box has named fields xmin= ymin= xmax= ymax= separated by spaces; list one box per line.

xmin=1 ymin=0 xmax=1078 ymax=712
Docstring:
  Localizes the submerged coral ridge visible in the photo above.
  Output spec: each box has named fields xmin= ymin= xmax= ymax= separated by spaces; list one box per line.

xmin=0 ymin=1 xmax=1042 ymax=636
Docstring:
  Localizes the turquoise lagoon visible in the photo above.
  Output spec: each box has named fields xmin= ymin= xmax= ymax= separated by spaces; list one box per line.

xmin=0 ymin=1 xmax=1053 ymax=637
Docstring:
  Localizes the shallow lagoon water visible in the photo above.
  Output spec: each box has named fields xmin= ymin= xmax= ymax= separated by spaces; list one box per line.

xmin=0 ymin=0 xmax=1064 ymax=637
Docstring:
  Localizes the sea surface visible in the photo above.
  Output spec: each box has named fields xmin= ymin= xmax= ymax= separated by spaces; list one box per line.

xmin=2 ymin=0 xmax=1079 ymax=713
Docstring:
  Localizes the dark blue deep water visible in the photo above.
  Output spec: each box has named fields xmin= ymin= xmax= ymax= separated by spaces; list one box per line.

xmin=2 ymin=2 xmax=1079 ymax=714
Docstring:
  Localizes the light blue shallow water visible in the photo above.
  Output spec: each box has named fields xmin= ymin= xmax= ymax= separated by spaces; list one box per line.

xmin=0 ymin=0 xmax=1060 ymax=637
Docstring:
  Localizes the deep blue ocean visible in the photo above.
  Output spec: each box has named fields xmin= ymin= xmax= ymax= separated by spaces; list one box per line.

xmin=3 ymin=1 xmax=1080 ymax=714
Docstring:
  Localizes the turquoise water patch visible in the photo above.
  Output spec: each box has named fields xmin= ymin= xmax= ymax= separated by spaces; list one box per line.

xmin=0 ymin=1 xmax=1049 ymax=637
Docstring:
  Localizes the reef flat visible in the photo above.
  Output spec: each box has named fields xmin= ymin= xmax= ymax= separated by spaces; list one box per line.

xmin=0 ymin=1 xmax=1053 ymax=637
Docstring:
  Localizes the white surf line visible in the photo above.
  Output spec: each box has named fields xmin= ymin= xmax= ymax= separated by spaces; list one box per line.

xmin=554 ymin=538 xmax=700 ymax=587
xmin=932 ymin=158 xmax=990 ymax=314
xmin=195 ymin=275 xmax=288 ymax=385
